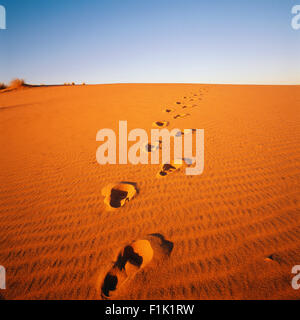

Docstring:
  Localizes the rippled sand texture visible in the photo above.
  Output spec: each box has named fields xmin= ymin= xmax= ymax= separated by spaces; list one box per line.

xmin=0 ymin=84 xmax=299 ymax=299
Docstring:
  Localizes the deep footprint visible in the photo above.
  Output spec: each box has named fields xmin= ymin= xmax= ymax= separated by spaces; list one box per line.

xmin=102 ymin=182 xmax=137 ymax=210
xmin=157 ymin=159 xmax=183 ymax=177
xmin=142 ymin=141 xmax=160 ymax=153
xmin=100 ymin=234 xmax=173 ymax=299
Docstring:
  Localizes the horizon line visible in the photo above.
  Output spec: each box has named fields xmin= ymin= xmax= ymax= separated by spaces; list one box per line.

xmin=4 ymin=81 xmax=300 ymax=87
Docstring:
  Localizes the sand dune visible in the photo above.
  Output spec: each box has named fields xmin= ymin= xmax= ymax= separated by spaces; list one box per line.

xmin=0 ymin=84 xmax=299 ymax=299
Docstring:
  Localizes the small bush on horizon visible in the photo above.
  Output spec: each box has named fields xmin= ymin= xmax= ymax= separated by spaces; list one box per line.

xmin=0 ymin=83 xmax=7 ymax=90
xmin=9 ymin=78 xmax=25 ymax=88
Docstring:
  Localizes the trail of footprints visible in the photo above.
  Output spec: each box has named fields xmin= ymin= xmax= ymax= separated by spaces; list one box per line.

xmin=1 ymin=86 xmax=297 ymax=299
xmin=101 ymin=90 xmax=204 ymax=210
xmin=99 ymin=89 xmax=205 ymax=299
xmin=97 ymin=86 xmax=295 ymax=299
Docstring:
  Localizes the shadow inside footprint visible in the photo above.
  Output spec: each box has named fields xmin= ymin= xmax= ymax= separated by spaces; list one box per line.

xmin=153 ymin=121 xmax=169 ymax=128
xmin=100 ymin=235 xmax=173 ymax=299
xmin=146 ymin=144 xmax=154 ymax=152
xmin=173 ymin=113 xmax=190 ymax=119
xmin=142 ymin=142 xmax=160 ymax=153
xmin=110 ymin=188 xmax=128 ymax=208
xmin=157 ymin=160 xmax=183 ymax=178
xmin=162 ymin=163 xmax=176 ymax=172
xmin=264 ymin=253 xmax=283 ymax=264
xmin=102 ymin=274 xmax=118 ymax=297
xmin=102 ymin=182 xmax=137 ymax=210
xmin=101 ymin=240 xmax=153 ymax=299
xmin=158 ymin=164 xmax=177 ymax=177
xmin=102 ymin=245 xmax=144 ymax=297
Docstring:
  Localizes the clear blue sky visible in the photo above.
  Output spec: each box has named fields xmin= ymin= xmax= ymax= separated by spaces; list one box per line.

xmin=0 ymin=0 xmax=299 ymax=84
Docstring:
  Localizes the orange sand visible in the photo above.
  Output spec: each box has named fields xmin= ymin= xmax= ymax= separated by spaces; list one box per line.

xmin=0 ymin=84 xmax=299 ymax=300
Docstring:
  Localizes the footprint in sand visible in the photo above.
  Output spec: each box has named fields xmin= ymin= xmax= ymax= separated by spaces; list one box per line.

xmin=100 ymin=234 xmax=173 ymax=299
xmin=102 ymin=182 xmax=137 ymax=210
xmin=173 ymin=113 xmax=190 ymax=119
xmin=164 ymin=108 xmax=175 ymax=113
xmin=156 ymin=159 xmax=183 ymax=178
xmin=264 ymin=253 xmax=282 ymax=264
xmin=171 ymin=129 xmax=195 ymax=138
xmin=176 ymin=101 xmax=181 ymax=105
xmin=142 ymin=141 xmax=160 ymax=153
xmin=152 ymin=121 xmax=169 ymax=128
xmin=171 ymin=130 xmax=184 ymax=137
xmin=186 ymin=128 xmax=196 ymax=134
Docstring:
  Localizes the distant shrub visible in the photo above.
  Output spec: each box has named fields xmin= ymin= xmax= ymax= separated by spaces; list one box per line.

xmin=82 ymin=82 xmax=86 ymax=85
xmin=72 ymin=82 xmax=75 ymax=86
xmin=0 ymin=83 xmax=6 ymax=90
xmin=9 ymin=78 xmax=25 ymax=88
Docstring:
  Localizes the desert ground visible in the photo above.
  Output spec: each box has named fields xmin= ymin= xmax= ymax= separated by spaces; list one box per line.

xmin=0 ymin=83 xmax=299 ymax=300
